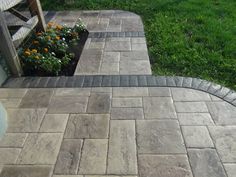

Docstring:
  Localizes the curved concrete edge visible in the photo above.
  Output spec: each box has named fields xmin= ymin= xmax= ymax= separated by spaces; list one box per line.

xmin=0 ymin=102 xmax=7 ymax=139
xmin=2 ymin=75 xmax=236 ymax=107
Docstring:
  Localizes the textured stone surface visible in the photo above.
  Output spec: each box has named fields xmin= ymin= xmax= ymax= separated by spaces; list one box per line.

xmin=17 ymin=133 xmax=63 ymax=164
xmin=113 ymin=87 xmax=148 ymax=97
xmin=224 ymin=164 xmax=236 ymax=177
xmin=0 ymin=165 xmax=53 ymax=177
xmin=79 ymin=139 xmax=108 ymax=174
xmin=64 ymin=114 xmax=109 ymax=138
xmin=107 ymin=120 xmax=137 ymax=175
xmin=54 ymin=139 xmax=83 ymax=174
xmin=6 ymin=108 xmax=46 ymax=132
xmin=54 ymin=88 xmax=91 ymax=97
xmin=178 ymin=113 xmax=214 ymax=125
xmin=112 ymin=97 xmax=142 ymax=107
xmin=188 ymin=149 xmax=227 ymax=177
xmin=209 ymin=126 xmax=236 ymax=163
xmin=182 ymin=126 xmax=214 ymax=148
xmin=0 ymin=98 xmax=21 ymax=108
xmin=171 ymin=88 xmax=211 ymax=101
xmin=137 ymin=120 xmax=186 ymax=154
xmin=0 ymin=89 xmax=27 ymax=98
xmin=20 ymin=89 xmax=53 ymax=108
xmin=39 ymin=114 xmax=69 ymax=132
xmin=48 ymin=97 xmax=88 ymax=114
xmin=0 ymin=133 xmax=27 ymax=147
xmin=175 ymin=102 xmax=208 ymax=113
xmin=139 ymin=155 xmax=193 ymax=177
xmin=143 ymin=97 xmax=177 ymax=119
xmin=207 ymin=102 xmax=236 ymax=125
xmin=87 ymin=93 xmax=111 ymax=113
xmin=120 ymin=51 xmax=149 ymax=61
xmin=111 ymin=107 xmax=144 ymax=120
xmin=148 ymin=87 xmax=171 ymax=97
xmin=0 ymin=148 xmax=21 ymax=164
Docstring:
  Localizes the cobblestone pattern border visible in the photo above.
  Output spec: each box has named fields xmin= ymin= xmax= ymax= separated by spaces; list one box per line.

xmin=88 ymin=31 xmax=145 ymax=38
xmin=2 ymin=75 xmax=236 ymax=106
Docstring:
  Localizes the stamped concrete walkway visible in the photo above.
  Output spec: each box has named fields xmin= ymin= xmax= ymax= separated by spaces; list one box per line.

xmin=1 ymin=10 xmax=236 ymax=177
xmin=0 ymin=87 xmax=236 ymax=177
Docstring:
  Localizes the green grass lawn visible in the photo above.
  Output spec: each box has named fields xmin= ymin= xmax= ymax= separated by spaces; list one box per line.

xmin=41 ymin=0 xmax=236 ymax=90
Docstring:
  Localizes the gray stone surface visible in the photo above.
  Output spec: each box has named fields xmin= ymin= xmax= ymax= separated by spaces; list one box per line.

xmin=105 ymin=38 xmax=131 ymax=51
xmin=107 ymin=120 xmax=137 ymax=175
xmin=137 ymin=120 xmax=186 ymax=154
xmin=87 ymin=93 xmax=111 ymax=113
xmin=0 ymin=148 xmax=21 ymax=164
xmin=139 ymin=155 xmax=193 ymax=177
xmin=112 ymin=97 xmax=142 ymax=107
xmin=0 ymin=89 xmax=27 ymax=98
xmin=7 ymin=108 xmax=46 ymax=132
xmin=39 ymin=114 xmax=69 ymax=132
xmin=79 ymin=139 xmax=108 ymax=174
xmin=209 ymin=126 xmax=236 ymax=163
xmin=113 ymin=87 xmax=148 ymax=97
xmin=0 ymin=165 xmax=53 ymax=177
xmin=48 ymin=97 xmax=88 ymax=114
xmin=54 ymin=139 xmax=83 ymax=174
xmin=171 ymin=88 xmax=211 ymax=101
xmin=224 ymin=164 xmax=236 ymax=177
xmin=178 ymin=113 xmax=214 ymax=125
xmin=148 ymin=87 xmax=171 ymax=97
xmin=188 ymin=149 xmax=227 ymax=177
xmin=120 ymin=51 xmax=149 ymax=61
xmin=54 ymin=88 xmax=91 ymax=97
xmin=19 ymin=89 xmax=53 ymax=108
xmin=0 ymin=98 xmax=21 ymax=108
xmin=182 ymin=126 xmax=214 ymax=148
xmin=207 ymin=102 xmax=236 ymax=125
xmin=120 ymin=60 xmax=151 ymax=75
xmin=0 ymin=133 xmax=27 ymax=147
xmin=64 ymin=114 xmax=109 ymax=138
xmin=175 ymin=102 xmax=208 ymax=113
xmin=143 ymin=97 xmax=177 ymax=119
xmin=17 ymin=133 xmax=63 ymax=164
xmin=111 ymin=107 xmax=144 ymax=120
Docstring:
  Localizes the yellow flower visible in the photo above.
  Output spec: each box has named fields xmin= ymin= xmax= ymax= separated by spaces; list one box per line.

xmin=56 ymin=25 xmax=63 ymax=30
xmin=34 ymin=56 xmax=40 ymax=60
xmin=44 ymin=48 xmax=48 ymax=53
xmin=24 ymin=51 xmax=31 ymax=56
xmin=47 ymin=22 xmax=54 ymax=28
xmin=33 ymin=40 xmax=39 ymax=45
xmin=55 ymin=36 xmax=60 ymax=40
xmin=46 ymin=36 xmax=51 ymax=40
xmin=32 ymin=49 xmax=37 ymax=53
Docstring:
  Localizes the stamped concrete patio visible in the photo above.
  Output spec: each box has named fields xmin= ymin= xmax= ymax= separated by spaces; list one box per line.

xmin=0 ymin=87 xmax=236 ymax=177
xmin=0 ymin=10 xmax=236 ymax=177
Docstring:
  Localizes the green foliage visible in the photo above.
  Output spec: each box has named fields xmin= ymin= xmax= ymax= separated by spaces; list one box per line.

xmin=19 ymin=21 xmax=86 ymax=75
xmin=41 ymin=0 xmax=236 ymax=89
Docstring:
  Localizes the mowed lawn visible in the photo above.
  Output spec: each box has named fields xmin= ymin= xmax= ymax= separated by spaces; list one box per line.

xmin=41 ymin=0 xmax=236 ymax=89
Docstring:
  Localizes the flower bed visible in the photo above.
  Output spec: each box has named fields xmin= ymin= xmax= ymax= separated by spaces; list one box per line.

xmin=19 ymin=20 xmax=88 ymax=76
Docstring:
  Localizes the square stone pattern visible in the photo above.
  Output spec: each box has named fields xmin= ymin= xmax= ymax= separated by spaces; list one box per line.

xmin=139 ymin=155 xmax=193 ymax=177
xmin=87 ymin=93 xmax=111 ymax=113
xmin=136 ymin=120 xmax=186 ymax=154
xmin=143 ymin=97 xmax=177 ymax=119
xmin=20 ymin=89 xmax=53 ymax=108
xmin=64 ymin=114 xmax=109 ymax=138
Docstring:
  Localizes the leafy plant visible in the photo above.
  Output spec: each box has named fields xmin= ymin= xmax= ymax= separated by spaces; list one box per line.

xmin=19 ymin=20 xmax=86 ymax=75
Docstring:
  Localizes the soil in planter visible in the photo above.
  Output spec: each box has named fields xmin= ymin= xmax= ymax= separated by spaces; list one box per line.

xmin=22 ymin=30 xmax=89 ymax=77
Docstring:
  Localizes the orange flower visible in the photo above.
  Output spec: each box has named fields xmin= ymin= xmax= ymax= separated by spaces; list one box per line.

xmin=33 ymin=40 xmax=39 ymax=45
xmin=44 ymin=48 xmax=48 ymax=53
xmin=47 ymin=22 xmax=54 ymax=28
xmin=55 ymin=36 xmax=60 ymax=40
xmin=32 ymin=49 xmax=37 ymax=53
xmin=36 ymin=32 xmax=42 ymax=36
xmin=24 ymin=51 xmax=31 ymax=56
xmin=56 ymin=25 xmax=63 ymax=30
